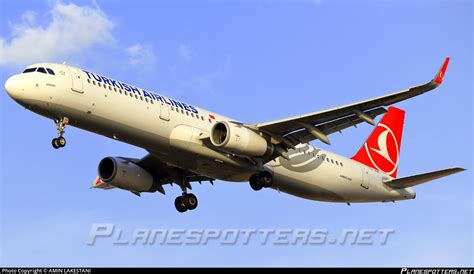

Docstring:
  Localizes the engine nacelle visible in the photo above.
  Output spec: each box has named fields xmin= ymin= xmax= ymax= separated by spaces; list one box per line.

xmin=210 ymin=121 xmax=272 ymax=157
xmin=98 ymin=157 xmax=155 ymax=192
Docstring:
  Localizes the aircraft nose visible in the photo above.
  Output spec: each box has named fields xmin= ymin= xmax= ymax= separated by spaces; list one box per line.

xmin=4 ymin=75 xmax=22 ymax=99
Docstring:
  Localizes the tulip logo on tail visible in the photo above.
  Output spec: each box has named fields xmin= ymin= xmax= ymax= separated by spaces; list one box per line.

xmin=434 ymin=57 xmax=450 ymax=85
xmin=352 ymin=107 xmax=405 ymax=178
xmin=365 ymin=124 xmax=399 ymax=176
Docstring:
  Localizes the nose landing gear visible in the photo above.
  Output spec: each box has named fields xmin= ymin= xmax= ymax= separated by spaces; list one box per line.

xmin=52 ymin=136 xmax=66 ymax=149
xmin=52 ymin=117 xmax=68 ymax=149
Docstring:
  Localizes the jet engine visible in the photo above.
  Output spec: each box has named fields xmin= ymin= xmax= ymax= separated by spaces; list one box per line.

xmin=210 ymin=121 xmax=273 ymax=157
xmin=98 ymin=157 xmax=155 ymax=192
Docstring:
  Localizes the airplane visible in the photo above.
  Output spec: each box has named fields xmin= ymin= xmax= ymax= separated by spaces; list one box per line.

xmin=4 ymin=57 xmax=465 ymax=212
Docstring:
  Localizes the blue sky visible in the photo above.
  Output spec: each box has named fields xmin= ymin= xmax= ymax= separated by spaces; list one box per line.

xmin=0 ymin=0 xmax=472 ymax=267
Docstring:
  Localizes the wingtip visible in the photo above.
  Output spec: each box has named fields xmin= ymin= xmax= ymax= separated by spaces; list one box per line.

xmin=433 ymin=57 xmax=450 ymax=85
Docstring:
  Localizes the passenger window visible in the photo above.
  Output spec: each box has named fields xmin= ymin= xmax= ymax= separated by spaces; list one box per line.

xmin=109 ymin=86 xmax=112 ymax=91
xmin=46 ymin=68 xmax=55 ymax=75
xmin=326 ymin=158 xmax=330 ymax=163
xmin=98 ymin=83 xmax=101 ymax=87
xmin=145 ymin=98 xmax=149 ymax=103
xmin=201 ymin=116 xmax=204 ymax=121
xmin=37 ymin=67 xmax=47 ymax=74
xmin=87 ymin=79 xmax=91 ymax=84
xmin=151 ymin=100 xmax=154 ymax=104
xmin=140 ymin=96 xmax=143 ymax=101
xmin=181 ymin=109 xmax=184 ymax=114
xmin=129 ymin=93 xmax=133 ymax=97
xmin=341 ymin=162 xmax=344 ymax=167
xmin=23 ymin=68 xmax=37 ymax=73
xmin=331 ymin=159 xmax=334 ymax=164
xmin=119 ymin=90 xmax=122 ymax=94
xmin=135 ymin=95 xmax=138 ymax=99
xmin=93 ymin=81 xmax=96 ymax=85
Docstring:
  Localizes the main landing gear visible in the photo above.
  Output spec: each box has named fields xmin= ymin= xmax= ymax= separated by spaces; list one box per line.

xmin=52 ymin=117 xmax=68 ymax=149
xmin=174 ymin=193 xmax=198 ymax=213
xmin=249 ymin=171 xmax=273 ymax=191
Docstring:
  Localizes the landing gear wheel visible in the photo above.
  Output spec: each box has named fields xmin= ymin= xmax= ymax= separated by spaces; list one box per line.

xmin=258 ymin=171 xmax=273 ymax=187
xmin=174 ymin=196 xmax=187 ymax=213
xmin=249 ymin=175 xmax=263 ymax=191
xmin=52 ymin=138 xmax=60 ymax=149
xmin=52 ymin=117 xmax=68 ymax=150
xmin=183 ymin=194 xmax=198 ymax=210
xmin=57 ymin=136 xmax=66 ymax=147
xmin=250 ymin=181 xmax=263 ymax=191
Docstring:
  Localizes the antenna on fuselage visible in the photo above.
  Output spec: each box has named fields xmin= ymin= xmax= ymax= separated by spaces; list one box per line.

xmin=62 ymin=61 xmax=66 ymax=65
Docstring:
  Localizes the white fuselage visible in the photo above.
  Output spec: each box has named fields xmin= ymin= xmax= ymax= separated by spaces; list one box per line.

xmin=5 ymin=63 xmax=415 ymax=203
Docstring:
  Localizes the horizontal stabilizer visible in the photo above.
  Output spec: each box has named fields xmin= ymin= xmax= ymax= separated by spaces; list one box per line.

xmin=384 ymin=167 xmax=465 ymax=189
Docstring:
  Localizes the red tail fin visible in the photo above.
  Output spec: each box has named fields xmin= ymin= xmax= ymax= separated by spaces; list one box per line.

xmin=351 ymin=107 xmax=405 ymax=178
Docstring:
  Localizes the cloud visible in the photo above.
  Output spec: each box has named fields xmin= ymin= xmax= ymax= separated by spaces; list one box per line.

xmin=194 ymin=56 xmax=231 ymax=93
xmin=178 ymin=44 xmax=192 ymax=60
xmin=0 ymin=2 xmax=114 ymax=68
xmin=20 ymin=10 xmax=37 ymax=25
xmin=125 ymin=44 xmax=156 ymax=71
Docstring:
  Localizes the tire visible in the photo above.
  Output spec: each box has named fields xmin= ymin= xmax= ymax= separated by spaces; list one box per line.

xmin=57 ymin=136 xmax=66 ymax=147
xmin=174 ymin=196 xmax=187 ymax=213
xmin=183 ymin=194 xmax=198 ymax=210
xmin=250 ymin=180 xmax=263 ymax=191
xmin=258 ymin=171 xmax=273 ymax=187
xmin=52 ymin=138 xmax=60 ymax=149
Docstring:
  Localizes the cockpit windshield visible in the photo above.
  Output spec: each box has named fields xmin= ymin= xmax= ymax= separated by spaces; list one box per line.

xmin=23 ymin=68 xmax=36 ymax=73
xmin=37 ymin=67 xmax=47 ymax=74
xmin=22 ymin=67 xmax=55 ymax=75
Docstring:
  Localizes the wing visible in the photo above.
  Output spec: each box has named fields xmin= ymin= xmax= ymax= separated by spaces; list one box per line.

xmin=92 ymin=154 xmax=215 ymax=195
xmin=136 ymin=153 xmax=215 ymax=192
xmin=255 ymin=58 xmax=450 ymax=147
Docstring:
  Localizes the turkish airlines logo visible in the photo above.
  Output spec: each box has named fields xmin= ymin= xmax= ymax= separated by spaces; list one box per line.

xmin=436 ymin=70 xmax=445 ymax=83
xmin=438 ymin=70 xmax=444 ymax=81
xmin=364 ymin=123 xmax=399 ymax=176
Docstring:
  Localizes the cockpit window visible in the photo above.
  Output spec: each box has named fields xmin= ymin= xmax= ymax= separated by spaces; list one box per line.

xmin=23 ymin=68 xmax=37 ymax=73
xmin=46 ymin=68 xmax=55 ymax=75
xmin=37 ymin=67 xmax=47 ymax=74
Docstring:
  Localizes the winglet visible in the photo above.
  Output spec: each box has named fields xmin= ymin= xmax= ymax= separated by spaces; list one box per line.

xmin=433 ymin=57 xmax=450 ymax=85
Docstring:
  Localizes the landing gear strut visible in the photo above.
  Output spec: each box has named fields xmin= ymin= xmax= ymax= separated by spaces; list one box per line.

xmin=52 ymin=117 xmax=68 ymax=149
xmin=174 ymin=193 xmax=198 ymax=213
xmin=249 ymin=171 xmax=273 ymax=191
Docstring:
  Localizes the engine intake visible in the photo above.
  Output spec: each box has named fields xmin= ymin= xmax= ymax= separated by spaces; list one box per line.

xmin=210 ymin=121 xmax=272 ymax=157
xmin=98 ymin=157 xmax=155 ymax=192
